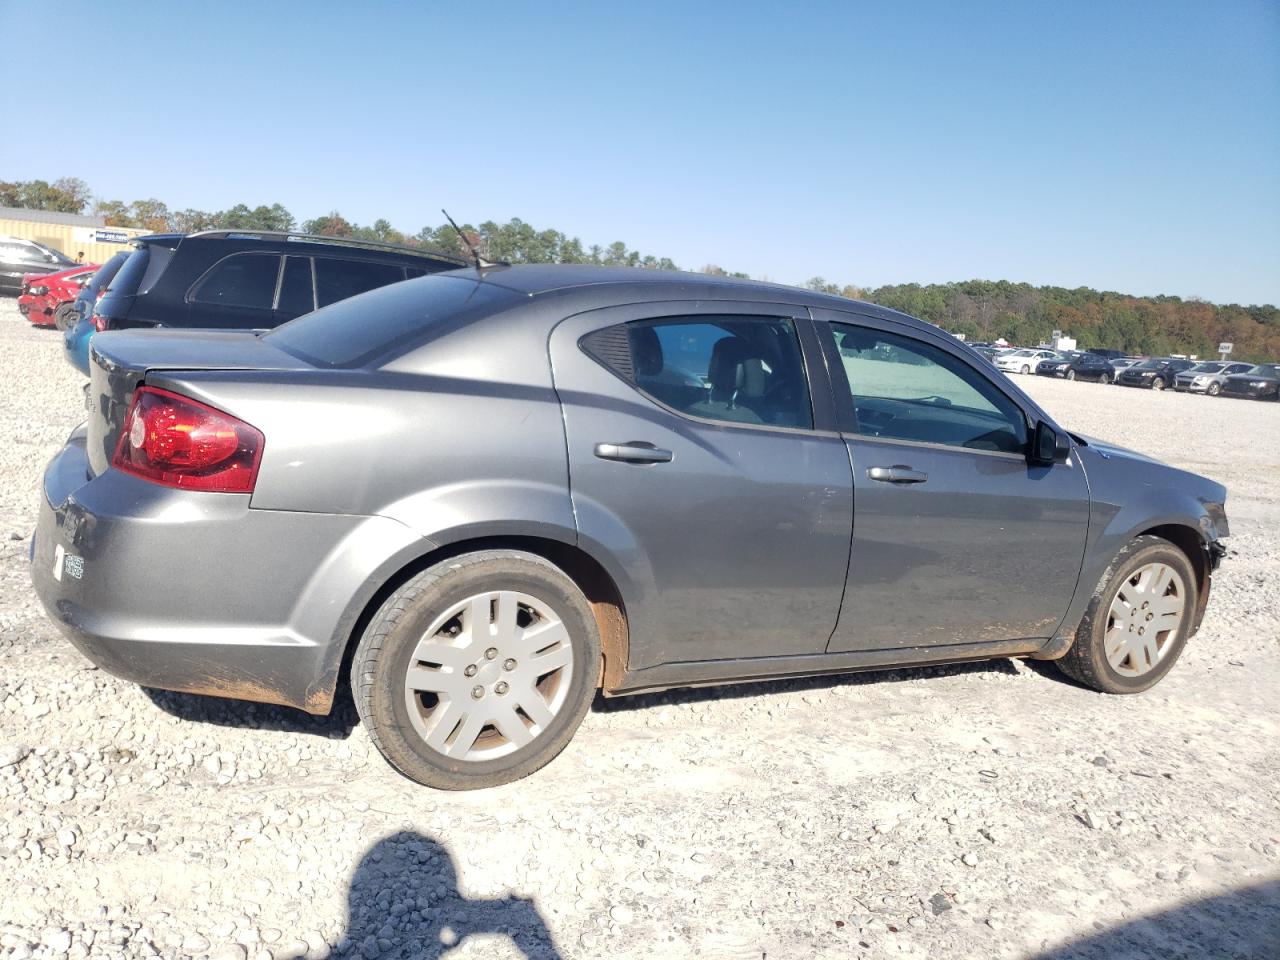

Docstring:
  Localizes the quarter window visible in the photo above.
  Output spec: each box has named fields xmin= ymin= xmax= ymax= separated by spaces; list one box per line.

xmin=586 ymin=316 xmax=813 ymax=429
xmin=832 ymin=323 xmax=1027 ymax=454
xmin=190 ymin=253 xmax=280 ymax=309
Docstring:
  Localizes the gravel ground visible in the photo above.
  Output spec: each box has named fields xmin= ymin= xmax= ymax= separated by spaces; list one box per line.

xmin=0 ymin=298 xmax=1276 ymax=960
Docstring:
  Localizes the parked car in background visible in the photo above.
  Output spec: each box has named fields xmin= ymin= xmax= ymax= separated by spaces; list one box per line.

xmin=63 ymin=251 xmax=130 ymax=375
xmin=30 ymin=266 xmax=1229 ymax=789
xmin=1116 ymin=357 xmax=1196 ymax=390
xmin=65 ymin=231 xmax=467 ymax=375
xmin=1173 ymin=361 xmax=1255 ymax=396
xmin=995 ymin=348 xmax=1059 ymax=375
xmin=1035 ymin=351 xmax=1116 ymax=382
xmin=0 ymin=236 xmax=76 ymax=295
xmin=18 ymin=264 xmax=99 ymax=329
xmin=1219 ymin=364 xmax=1280 ymax=401
xmin=1086 ymin=348 xmax=1126 ymax=361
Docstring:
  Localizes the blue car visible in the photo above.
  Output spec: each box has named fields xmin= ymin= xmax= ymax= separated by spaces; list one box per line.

xmin=64 ymin=251 xmax=129 ymax=376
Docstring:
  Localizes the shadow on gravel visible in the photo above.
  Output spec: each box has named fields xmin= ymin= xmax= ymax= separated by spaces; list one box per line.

xmin=334 ymin=830 xmax=561 ymax=959
xmin=592 ymin=656 xmax=1024 ymax=713
xmin=139 ymin=685 xmax=359 ymax=739
xmin=1032 ymin=878 xmax=1280 ymax=959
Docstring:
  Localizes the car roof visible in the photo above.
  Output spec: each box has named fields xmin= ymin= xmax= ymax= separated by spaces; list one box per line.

xmin=457 ymin=263 xmax=929 ymax=328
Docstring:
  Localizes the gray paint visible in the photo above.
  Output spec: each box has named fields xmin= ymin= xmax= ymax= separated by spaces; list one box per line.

xmin=32 ymin=265 xmax=1229 ymax=713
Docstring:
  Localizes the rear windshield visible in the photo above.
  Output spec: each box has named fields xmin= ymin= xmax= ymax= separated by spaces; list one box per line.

xmin=103 ymin=244 xmax=175 ymax=299
xmin=265 ymin=274 xmax=514 ymax=368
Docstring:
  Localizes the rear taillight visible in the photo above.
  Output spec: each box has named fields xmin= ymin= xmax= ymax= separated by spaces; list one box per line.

xmin=111 ymin=386 xmax=264 ymax=493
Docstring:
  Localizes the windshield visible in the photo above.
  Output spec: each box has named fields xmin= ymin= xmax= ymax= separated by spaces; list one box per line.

xmin=267 ymin=274 xmax=516 ymax=368
xmin=1189 ymin=362 xmax=1224 ymax=374
xmin=1007 ymin=349 xmax=1034 ymax=357
xmin=1246 ymin=364 xmax=1280 ymax=378
xmin=1133 ymin=358 xmax=1167 ymax=370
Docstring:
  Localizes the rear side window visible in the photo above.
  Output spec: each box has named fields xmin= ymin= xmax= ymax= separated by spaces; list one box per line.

xmin=583 ymin=315 xmax=813 ymax=429
xmin=314 ymin=258 xmax=406 ymax=307
xmin=266 ymin=274 xmax=514 ymax=368
xmin=190 ymin=253 xmax=280 ymax=309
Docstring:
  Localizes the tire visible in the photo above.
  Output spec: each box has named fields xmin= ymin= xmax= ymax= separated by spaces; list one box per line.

xmin=351 ymin=550 xmax=601 ymax=789
xmin=1151 ymin=378 xmax=1165 ymax=391
xmin=1065 ymin=369 xmax=1076 ymax=381
xmin=1207 ymin=382 xmax=1220 ymax=396
xmin=1099 ymin=371 xmax=1111 ymax=385
xmin=1055 ymin=536 xmax=1198 ymax=694
xmin=53 ymin=303 xmax=78 ymax=332
xmin=1020 ymin=364 xmax=1030 ymax=375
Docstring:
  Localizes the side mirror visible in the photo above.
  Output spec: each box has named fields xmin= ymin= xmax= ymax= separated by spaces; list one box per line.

xmin=1030 ymin=421 xmax=1071 ymax=465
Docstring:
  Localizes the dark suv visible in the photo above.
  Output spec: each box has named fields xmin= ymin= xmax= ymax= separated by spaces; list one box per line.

xmin=1116 ymin=357 xmax=1196 ymax=390
xmin=65 ymin=231 xmax=466 ymax=374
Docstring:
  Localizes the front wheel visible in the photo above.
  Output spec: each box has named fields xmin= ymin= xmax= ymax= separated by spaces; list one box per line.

xmin=352 ymin=550 xmax=601 ymax=789
xmin=1065 ymin=369 xmax=1076 ymax=381
xmin=1151 ymin=378 xmax=1165 ymax=391
xmin=1055 ymin=536 xmax=1197 ymax=694
xmin=1207 ymin=382 xmax=1221 ymax=396
xmin=1020 ymin=364 xmax=1031 ymax=375
xmin=1099 ymin=371 xmax=1111 ymax=385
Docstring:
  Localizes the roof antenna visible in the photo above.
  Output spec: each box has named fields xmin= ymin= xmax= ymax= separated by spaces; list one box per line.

xmin=441 ymin=208 xmax=497 ymax=269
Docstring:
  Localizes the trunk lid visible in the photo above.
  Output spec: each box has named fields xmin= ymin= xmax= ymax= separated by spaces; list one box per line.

xmin=87 ymin=330 xmax=313 ymax=476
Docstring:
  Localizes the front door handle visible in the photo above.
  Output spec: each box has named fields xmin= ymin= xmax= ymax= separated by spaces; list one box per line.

xmin=594 ymin=441 xmax=674 ymax=464
xmin=867 ymin=465 xmax=928 ymax=484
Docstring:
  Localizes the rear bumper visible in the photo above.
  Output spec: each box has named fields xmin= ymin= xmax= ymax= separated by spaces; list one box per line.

xmin=30 ymin=427 xmax=426 ymax=713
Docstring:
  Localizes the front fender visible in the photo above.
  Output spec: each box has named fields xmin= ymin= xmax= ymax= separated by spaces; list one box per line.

xmin=1039 ymin=444 xmax=1226 ymax=657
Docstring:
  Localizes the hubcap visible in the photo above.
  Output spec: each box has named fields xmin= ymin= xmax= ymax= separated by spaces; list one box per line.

xmin=402 ymin=591 xmax=574 ymax=761
xmin=1104 ymin=562 xmax=1185 ymax=677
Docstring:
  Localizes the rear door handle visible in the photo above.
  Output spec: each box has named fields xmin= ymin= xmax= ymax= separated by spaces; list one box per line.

xmin=867 ymin=465 xmax=928 ymax=484
xmin=594 ymin=442 xmax=673 ymax=464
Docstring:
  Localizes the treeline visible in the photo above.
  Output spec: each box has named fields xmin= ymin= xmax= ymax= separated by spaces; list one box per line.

xmin=4 ymin=176 xmax=1277 ymax=359
xmin=812 ymin=278 xmax=1280 ymax=362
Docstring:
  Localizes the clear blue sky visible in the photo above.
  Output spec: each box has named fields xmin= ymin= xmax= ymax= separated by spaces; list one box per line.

xmin=2 ymin=0 xmax=1277 ymax=304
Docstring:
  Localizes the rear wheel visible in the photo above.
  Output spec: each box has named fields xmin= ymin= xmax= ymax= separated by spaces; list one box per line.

xmin=53 ymin=303 xmax=78 ymax=332
xmin=352 ymin=550 xmax=600 ymax=789
xmin=1056 ymin=536 xmax=1197 ymax=694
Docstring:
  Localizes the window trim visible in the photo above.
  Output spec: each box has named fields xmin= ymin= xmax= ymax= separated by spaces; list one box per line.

xmin=273 ymin=255 xmax=316 ymax=313
xmin=814 ymin=308 xmax=1042 ymax=458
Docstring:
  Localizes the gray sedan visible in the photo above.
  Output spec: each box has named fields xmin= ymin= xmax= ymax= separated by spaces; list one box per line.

xmin=31 ymin=266 xmax=1230 ymax=789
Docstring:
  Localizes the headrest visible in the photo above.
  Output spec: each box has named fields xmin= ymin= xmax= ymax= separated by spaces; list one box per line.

xmin=709 ymin=337 xmax=766 ymax=400
xmin=632 ymin=326 xmax=663 ymax=377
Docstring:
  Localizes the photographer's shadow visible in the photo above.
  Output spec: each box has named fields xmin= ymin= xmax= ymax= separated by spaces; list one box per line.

xmin=337 ymin=831 xmax=561 ymax=959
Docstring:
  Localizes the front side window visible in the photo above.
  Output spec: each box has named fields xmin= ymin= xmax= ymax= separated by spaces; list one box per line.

xmin=190 ymin=253 xmax=280 ymax=309
xmin=832 ymin=322 xmax=1027 ymax=454
xmin=614 ymin=316 xmax=813 ymax=429
xmin=314 ymin=258 xmax=406 ymax=307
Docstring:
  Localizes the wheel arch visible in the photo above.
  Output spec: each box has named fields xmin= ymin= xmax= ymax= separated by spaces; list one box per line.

xmin=330 ymin=534 xmax=631 ymax=714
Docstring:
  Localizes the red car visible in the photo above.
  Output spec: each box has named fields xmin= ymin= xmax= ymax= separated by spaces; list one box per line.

xmin=19 ymin=264 xmax=100 ymax=330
